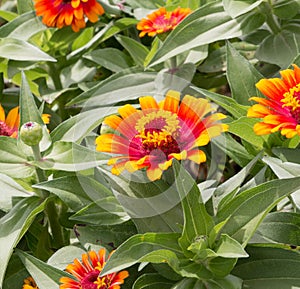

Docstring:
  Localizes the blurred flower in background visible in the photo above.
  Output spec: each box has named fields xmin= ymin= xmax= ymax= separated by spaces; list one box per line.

xmin=33 ymin=0 xmax=104 ymax=32
xmin=137 ymin=7 xmax=191 ymax=37
xmin=22 ymin=277 xmax=39 ymax=289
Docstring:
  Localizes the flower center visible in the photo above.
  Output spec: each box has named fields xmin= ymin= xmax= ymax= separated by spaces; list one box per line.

xmin=281 ymin=83 xmax=300 ymax=122
xmin=134 ymin=111 xmax=181 ymax=157
xmin=0 ymin=121 xmax=13 ymax=136
xmin=81 ymin=270 xmax=100 ymax=289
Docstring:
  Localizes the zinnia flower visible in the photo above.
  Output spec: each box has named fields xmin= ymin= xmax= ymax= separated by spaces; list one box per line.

xmin=137 ymin=7 xmax=191 ymax=37
xmin=59 ymin=248 xmax=129 ymax=289
xmin=96 ymin=90 xmax=228 ymax=181
xmin=0 ymin=105 xmax=19 ymax=137
xmin=22 ymin=276 xmax=39 ymax=289
xmin=34 ymin=0 xmax=104 ymax=32
xmin=248 ymin=64 xmax=300 ymax=138
xmin=0 ymin=105 xmax=50 ymax=138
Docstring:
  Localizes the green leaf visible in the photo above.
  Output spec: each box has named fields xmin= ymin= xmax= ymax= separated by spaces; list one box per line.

xmin=133 ymin=273 xmax=174 ymax=289
xmin=255 ymin=212 xmax=300 ymax=245
xmin=19 ymin=72 xmax=52 ymax=151
xmin=34 ymin=141 xmax=109 ymax=171
xmin=68 ymin=18 xmax=138 ymax=59
xmin=0 ymin=137 xmax=35 ymax=178
xmin=70 ymin=200 xmax=130 ymax=225
xmin=228 ymin=117 xmax=269 ymax=149
xmin=172 ymin=161 xmax=214 ymax=256
xmin=0 ymin=197 xmax=45 ymax=287
xmin=0 ymin=12 xmax=46 ymax=41
xmin=0 ymin=38 xmax=56 ymax=62
xmin=0 ymin=10 xmax=18 ymax=22
xmin=17 ymin=0 xmax=32 ymax=14
xmin=273 ymin=0 xmax=300 ymax=19
xmin=263 ymin=156 xmax=300 ymax=178
xmin=116 ymin=35 xmax=149 ymax=67
xmin=84 ymin=47 xmax=133 ymax=72
xmin=213 ymin=153 xmax=262 ymax=212
xmin=16 ymin=250 xmax=70 ymax=289
xmin=215 ymin=234 xmax=248 ymax=258
xmin=75 ymin=222 xmax=137 ymax=250
xmin=67 ymin=69 xmax=157 ymax=107
xmin=146 ymin=2 xmax=246 ymax=67
xmin=256 ymin=30 xmax=300 ymax=68
xmin=100 ymin=233 xmax=182 ymax=275
xmin=223 ymin=0 xmax=263 ymax=18
xmin=0 ymin=173 xmax=33 ymax=211
xmin=233 ymin=244 xmax=300 ymax=289
xmin=226 ymin=41 xmax=263 ymax=105
xmin=217 ymin=177 xmax=300 ymax=245
xmin=191 ymin=87 xmax=248 ymax=119
xmin=204 ymin=275 xmax=243 ymax=289
xmin=50 ymin=106 xmax=119 ymax=143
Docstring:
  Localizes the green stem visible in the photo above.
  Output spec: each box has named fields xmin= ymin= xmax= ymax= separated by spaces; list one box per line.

xmin=31 ymin=144 xmax=48 ymax=199
xmin=45 ymin=199 xmax=66 ymax=248
xmin=262 ymin=2 xmax=281 ymax=34
xmin=170 ymin=56 xmax=177 ymax=70
xmin=48 ymin=63 xmax=68 ymax=120
xmin=288 ymin=195 xmax=300 ymax=213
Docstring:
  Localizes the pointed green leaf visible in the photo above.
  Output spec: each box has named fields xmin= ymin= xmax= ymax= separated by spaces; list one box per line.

xmin=0 ymin=197 xmax=45 ymax=287
xmin=0 ymin=173 xmax=33 ymax=211
xmin=215 ymin=234 xmax=248 ymax=258
xmin=0 ymin=38 xmax=55 ymax=62
xmin=191 ymin=87 xmax=248 ymax=119
xmin=172 ymin=161 xmax=214 ymax=256
xmin=233 ymin=244 xmax=300 ymax=289
xmin=19 ymin=72 xmax=52 ymax=151
xmin=33 ymin=141 xmax=109 ymax=171
xmin=116 ymin=35 xmax=149 ymax=67
xmin=67 ymin=69 xmax=156 ymax=107
xmin=16 ymin=250 xmax=70 ymax=289
xmin=223 ymin=0 xmax=263 ymax=18
xmin=100 ymin=233 xmax=181 ymax=275
xmin=217 ymin=177 xmax=300 ymax=244
xmin=0 ymin=137 xmax=35 ymax=178
xmin=226 ymin=41 xmax=263 ymax=105
xmin=133 ymin=273 xmax=174 ymax=289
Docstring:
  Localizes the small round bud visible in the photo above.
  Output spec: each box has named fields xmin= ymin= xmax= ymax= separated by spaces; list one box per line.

xmin=20 ymin=121 xmax=43 ymax=146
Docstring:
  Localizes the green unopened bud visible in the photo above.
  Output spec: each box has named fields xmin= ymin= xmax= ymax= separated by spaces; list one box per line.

xmin=20 ymin=121 xmax=43 ymax=146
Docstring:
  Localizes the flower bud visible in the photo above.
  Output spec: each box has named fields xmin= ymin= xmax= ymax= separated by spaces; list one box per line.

xmin=20 ymin=121 xmax=43 ymax=146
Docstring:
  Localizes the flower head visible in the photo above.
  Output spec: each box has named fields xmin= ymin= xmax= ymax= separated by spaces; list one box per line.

xmin=248 ymin=64 xmax=300 ymax=138
xmin=59 ymin=248 xmax=129 ymax=289
xmin=0 ymin=105 xmax=19 ymax=137
xmin=22 ymin=276 xmax=39 ymax=289
xmin=96 ymin=90 xmax=228 ymax=181
xmin=137 ymin=7 xmax=191 ymax=37
xmin=0 ymin=105 xmax=50 ymax=138
xmin=34 ymin=0 xmax=104 ymax=32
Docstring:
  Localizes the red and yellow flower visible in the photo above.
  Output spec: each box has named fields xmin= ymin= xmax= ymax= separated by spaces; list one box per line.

xmin=34 ymin=0 xmax=104 ymax=32
xmin=0 ymin=105 xmax=50 ymax=138
xmin=248 ymin=64 xmax=300 ymax=138
xmin=22 ymin=276 xmax=39 ymax=289
xmin=137 ymin=7 xmax=191 ymax=37
xmin=0 ymin=105 xmax=19 ymax=137
xmin=59 ymin=248 xmax=128 ymax=289
xmin=96 ymin=90 xmax=228 ymax=181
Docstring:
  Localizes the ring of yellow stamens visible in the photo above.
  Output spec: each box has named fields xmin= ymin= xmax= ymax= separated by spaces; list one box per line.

xmin=281 ymin=83 xmax=300 ymax=111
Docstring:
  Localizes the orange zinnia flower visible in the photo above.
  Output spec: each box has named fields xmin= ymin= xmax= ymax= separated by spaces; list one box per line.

xmin=96 ymin=90 xmax=228 ymax=181
xmin=248 ymin=64 xmax=300 ymax=138
xmin=0 ymin=105 xmax=50 ymax=138
xmin=34 ymin=0 xmax=104 ymax=32
xmin=59 ymin=248 xmax=129 ymax=289
xmin=22 ymin=276 xmax=39 ymax=289
xmin=137 ymin=7 xmax=191 ymax=37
